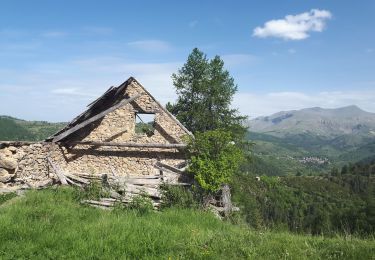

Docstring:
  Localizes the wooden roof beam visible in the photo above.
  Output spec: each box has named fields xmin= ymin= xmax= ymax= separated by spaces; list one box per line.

xmin=52 ymin=93 xmax=143 ymax=143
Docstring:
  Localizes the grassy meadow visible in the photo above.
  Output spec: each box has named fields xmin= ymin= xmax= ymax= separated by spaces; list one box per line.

xmin=0 ymin=188 xmax=374 ymax=259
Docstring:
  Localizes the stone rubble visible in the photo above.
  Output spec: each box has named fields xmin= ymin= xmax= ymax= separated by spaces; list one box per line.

xmin=0 ymin=78 xmax=190 ymax=193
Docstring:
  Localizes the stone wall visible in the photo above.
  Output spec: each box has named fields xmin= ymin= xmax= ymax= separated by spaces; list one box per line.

xmin=0 ymin=81 xmax=189 ymax=190
xmin=52 ymin=80 xmax=189 ymax=176
xmin=0 ymin=143 xmax=52 ymax=190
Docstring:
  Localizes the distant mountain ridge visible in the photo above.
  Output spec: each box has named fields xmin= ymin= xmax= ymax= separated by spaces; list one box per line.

xmin=248 ymin=105 xmax=375 ymax=138
xmin=244 ymin=106 xmax=375 ymax=176
xmin=0 ymin=115 xmax=66 ymax=141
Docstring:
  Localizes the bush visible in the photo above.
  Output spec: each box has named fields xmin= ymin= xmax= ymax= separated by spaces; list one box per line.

xmin=187 ymin=130 xmax=244 ymax=192
xmin=74 ymin=181 xmax=109 ymax=201
xmin=160 ymin=184 xmax=199 ymax=209
xmin=127 ymin=192 xmax=154 ymax=215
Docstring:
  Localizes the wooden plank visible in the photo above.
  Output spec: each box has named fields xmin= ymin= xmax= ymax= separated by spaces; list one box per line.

xmin=65 ymin=177 xmax=82 ymax=187
xmin=81 ymin=200 xmax=114 ymax=207
xmin=73 ymin=172 xmax=162 ymax=180
xmin=221 ymin=184 xmax=233 ymax=217
xmin=47 ymin=157 xmax=68 ymax=185
xmin=70 ymin=141 xmax=187 ymax=149
xmin=155 ymin=162 xmax=185 ymax=174
xmin=112 ymin=178 xmax=161 ymax=186
xmin=121 ymin=178 xmax=161 ymax=186
xmin=53 ymin=93 xmax=142 ymax=143
xmin=64 ymin=172 xmax=90 ymax=185
xmin=117 ymin=183 xmax=161 ymax=198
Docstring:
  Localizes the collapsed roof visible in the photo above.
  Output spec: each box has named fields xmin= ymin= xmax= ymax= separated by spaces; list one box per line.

xmin=46 ymin=77 xmax=192 ymax=144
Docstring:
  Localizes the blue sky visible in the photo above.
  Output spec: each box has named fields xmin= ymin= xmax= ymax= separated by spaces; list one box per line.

xmin=0 ymin=0 xmax=374 ymax=122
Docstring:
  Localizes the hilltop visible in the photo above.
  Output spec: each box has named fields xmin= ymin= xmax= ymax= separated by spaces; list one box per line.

xmin=245 ymin=106 xmax=375 ymax=175
xmin=0 ymin=116 xmax=66 ymax=141
xmin=248 ymin=105 xmax=375 ymax=138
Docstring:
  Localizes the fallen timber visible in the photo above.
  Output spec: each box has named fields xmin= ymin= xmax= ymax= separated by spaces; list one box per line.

xmin=36 ymin=159 xmax=190 ymax=209
xmin=67 ymin=141 xmax=187 ymax=149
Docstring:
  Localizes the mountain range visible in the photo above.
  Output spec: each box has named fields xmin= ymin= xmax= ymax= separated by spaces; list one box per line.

xmin=248 ymin=105 xmax=375 ymax=138
xmin=245 ymin=106 xmax=375 ymax=175
xmin=1 ymin=106 xmax=375 ymax=176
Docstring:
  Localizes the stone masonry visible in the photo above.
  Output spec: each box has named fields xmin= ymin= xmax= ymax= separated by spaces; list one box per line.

xmin=0 ymin=77 xmax=191 ymax=191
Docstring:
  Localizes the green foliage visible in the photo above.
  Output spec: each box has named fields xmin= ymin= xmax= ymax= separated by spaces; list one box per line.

xmin=187 ymin=130 xmax=244 ymax=192
xmin=74 ymin=181 xmax=109 ymax=201
xmin=0 ymin=188 xmax=373 ymax=259
xmin=160 ymin=184 xmax=200 ymax=209
xmin=247 ymin=131 xmax=375 ymax=176
xmin=167 ymin=48 xmax=247 ymax=139
xmin=135 ymin=122 xmax=154 ymax=136
xmin=0 ymin=115 xmax=66 ymax=141
xmin=127 ymin=192 xmax=154 ymax=215
xmin=232 ymin=172 xmax=375 ymax=237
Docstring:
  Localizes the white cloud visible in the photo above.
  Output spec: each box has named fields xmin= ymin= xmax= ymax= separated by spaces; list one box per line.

xmin=0 ymin=56 xmax=181 ymax=121
xmin=127 ymin=40 xmax=172 ymax=52
xmin=234 ymin=90 xmax=375 ymax=118
xmin=253 ymin=9 xmax=332 ymax=40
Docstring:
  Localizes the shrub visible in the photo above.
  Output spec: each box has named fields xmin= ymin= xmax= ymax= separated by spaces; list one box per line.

xmin=127 ymin=192 xmax=154 ymax=215
xmin=74 ymin=181 xmax=109 ymax=201
xmin=187 ymin=129 xmax=244 ymax=192
xmin=160 ymin=184 xmax=199 ymax=209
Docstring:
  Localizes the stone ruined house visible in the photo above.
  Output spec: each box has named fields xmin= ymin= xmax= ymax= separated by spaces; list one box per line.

xmin=0 ymin=77 xmax=192 ymax=195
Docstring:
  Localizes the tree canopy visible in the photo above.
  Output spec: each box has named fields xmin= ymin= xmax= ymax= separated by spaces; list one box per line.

xmin=187 ymin=130 xmax=244 ymax=192
xmin=168 ymin=48 xmax=250 ymax=192
xmin=167 ymin=48 xmax=247 ymax=139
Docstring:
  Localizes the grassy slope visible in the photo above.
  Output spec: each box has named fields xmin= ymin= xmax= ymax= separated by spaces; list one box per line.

xmin=0 ymin=116 xmax=66 ymax=141
xmin=0 ymin=188 xmax=374 ymax=259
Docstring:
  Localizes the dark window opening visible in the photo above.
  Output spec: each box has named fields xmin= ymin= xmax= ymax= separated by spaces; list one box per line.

xmin=135 ymin=113 xmax=155 ymax=136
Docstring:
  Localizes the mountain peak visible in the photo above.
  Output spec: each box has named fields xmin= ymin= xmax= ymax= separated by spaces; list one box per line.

xmin=248 ymin=105 xmax=375 ymax=137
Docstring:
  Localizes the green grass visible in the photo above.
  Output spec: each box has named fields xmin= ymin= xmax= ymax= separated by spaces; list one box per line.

xmin=0 ymin=188 xmax=374 ymax=259
xmin=0 ymin=192 xmax=17 ymax=205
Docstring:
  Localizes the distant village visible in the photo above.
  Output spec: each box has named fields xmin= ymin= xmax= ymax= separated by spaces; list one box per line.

xmin=298 ymin=156 xmax=329 ymax=165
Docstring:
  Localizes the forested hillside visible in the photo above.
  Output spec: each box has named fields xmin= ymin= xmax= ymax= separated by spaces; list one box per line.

xmin=246 ymin=106 xmax=375 ymax=175
xmin=233 ymin=158 xmax=375 ymax=236
xmin=0 ymin=116 xmax=66 ymax=141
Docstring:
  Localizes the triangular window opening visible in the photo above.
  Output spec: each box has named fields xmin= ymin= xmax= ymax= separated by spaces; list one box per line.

xmin=135 ymin=113 xmax=155 ymax=136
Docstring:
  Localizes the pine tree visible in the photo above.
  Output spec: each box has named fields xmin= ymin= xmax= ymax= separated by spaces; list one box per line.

xmin=167 ymin=48 xmax=247 ymax=139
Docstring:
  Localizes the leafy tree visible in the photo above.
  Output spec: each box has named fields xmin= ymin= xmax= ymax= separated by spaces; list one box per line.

xmin=168 ymin=48 xmax=250 ymax=194
xmin=341 ymin=165 xmax=348 ymax=175
xmin=330 ymin=167 xmax=340 ymax=177
xmin=187 ymin=130 xmax=244 ymax=192
xmin=167 ymin=48 xmax=247 ymax=139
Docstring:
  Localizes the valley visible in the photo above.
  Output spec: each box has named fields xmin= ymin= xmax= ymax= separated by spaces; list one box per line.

xmin=246 ymin=106 xmax=375 ymax=175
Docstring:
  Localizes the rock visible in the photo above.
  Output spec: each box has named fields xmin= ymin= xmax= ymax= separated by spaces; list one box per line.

xmin=0 ymin=149 xmax=12 ymax=157
xmin=0 ymin=171 xmax=14 ymax=182
xmin=0 ymin=168 xmax=9 ymax=176
xmin=7 ymin=146 xmax=17 ymax=153
xmin=0 ymin=155 xmax=18 ymax=170
xmin=28 ymin=179 xmax=53 ymax=189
